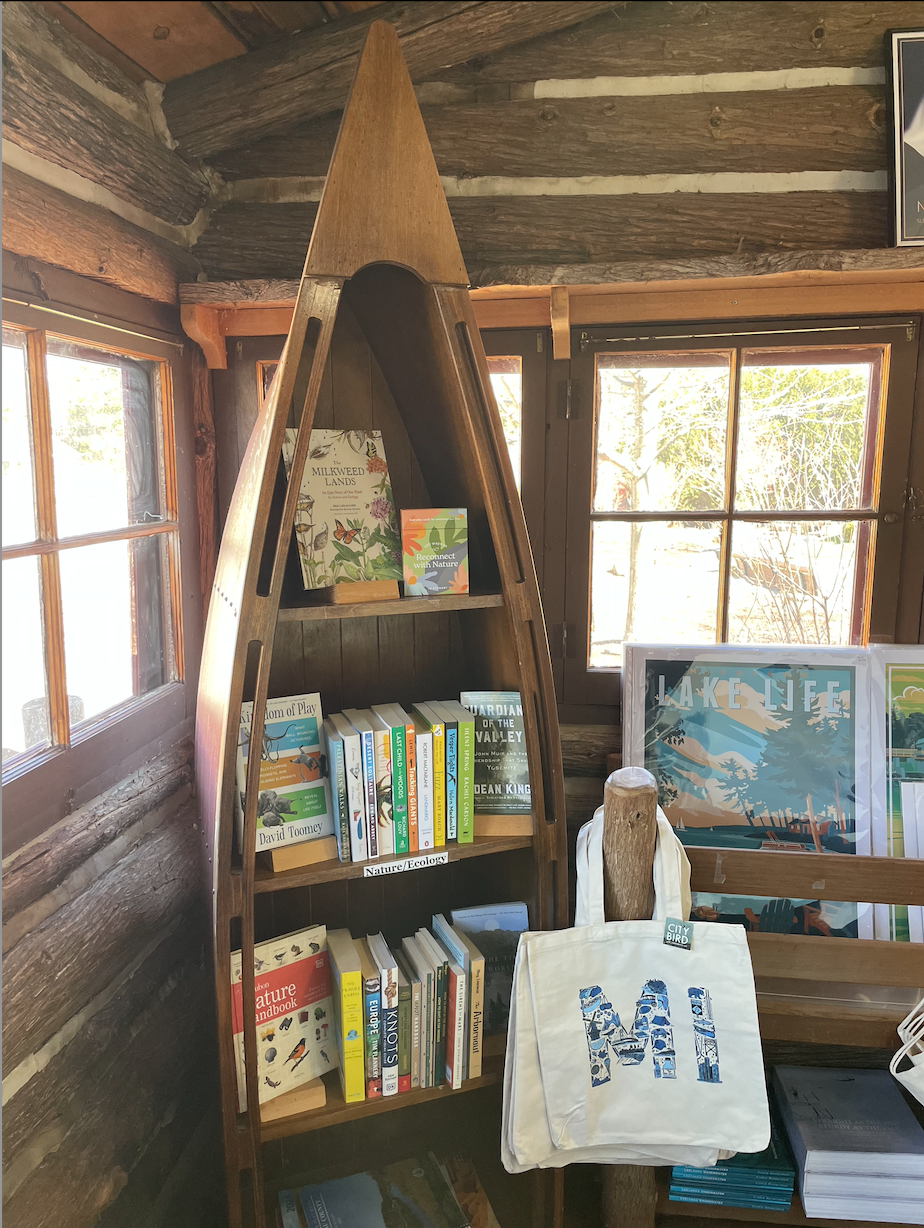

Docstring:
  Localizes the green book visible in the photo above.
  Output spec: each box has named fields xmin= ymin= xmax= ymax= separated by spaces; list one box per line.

xmin=395 ymin=957 xmax=411 ymax=1092
xmin=439 ymin=700 xmax=475 ymax=843
xmin=372 ymin=704 xmax=409 ymax=855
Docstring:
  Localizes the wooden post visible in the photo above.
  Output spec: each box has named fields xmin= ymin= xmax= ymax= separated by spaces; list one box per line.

xmin=600 ymin=765 xmax=659 ymax=1228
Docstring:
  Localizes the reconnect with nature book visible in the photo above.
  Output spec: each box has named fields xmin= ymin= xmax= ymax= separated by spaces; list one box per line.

xmin=236 ymin=692 xmax=334 ymax=854
xmin=230 ymin=924 xmax=336 ymax=1110
xmin=282 ymin=428 xmax=402 ymax=591
xmin=401 ymin=508 xmax=469 ymax=596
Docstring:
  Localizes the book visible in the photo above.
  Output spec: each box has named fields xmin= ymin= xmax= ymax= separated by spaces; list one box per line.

xmin=394 ymin=957 xmax=412 ymax=1093
xmin=429 ymin=702 xmax=458 ymax=840
xmin=327 ymin=712 xmax=367 ymax=862
xmin=401 ymin=507 xmax=469 ymax=596
xmin=366 ymin=933 xmax=399 ymax=1097
xmin=444 ymin=958 xmax=467 ymax=1090
xmin=774 ymin=1066 xmax=924 ymax=1178
xmin=357 ymin=938 xmax=382 ymax=1099
xmin=326 ymin=929 xmax=365 ymax=1104
xmin=372 ymin=704 xmax=410 ymax=855
xmin=411 ymin=713 xmax=435 ymax=850
xmin=322 ymin=717 xmax=351 ymax=862
xmin=402 ymin=935 xmax=434 ymax=1088
xmin=342 ymin=709 xmax=379 ymax=859
xmin=401 ymin=706 xmax=419 ymax=853
xmin=230 ymin=924 xmax=336 ymax=1111
xmin=439 ymin=700 xmax=475 ymax=844
xmin=237 ymin=692 xmax=334 ymax=854
xmin=394 ymin=947 xmax=421 ymax=1089
xmin=450 ymin=902 xmax=528 ymax=1036
xmin=282 ymin=428 xmax=402 ymax=592
xmin=432 ymin=914 xmax=484 ymax=1080
xmin=288 ymin=1154 xmax=470 ymax=1228
xmin=365 ymin=709 xmax=396 ymax=858
xmin=416 ymin=928 xmax=450 ymax=1085
xmin=412 ymin=703 xmax=446 ymax=845
xmin=459 ymin=691 xmax=531 ymax=819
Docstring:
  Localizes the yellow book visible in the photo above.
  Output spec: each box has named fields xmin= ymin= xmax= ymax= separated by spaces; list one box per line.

xmin=412 ymin=703 xmax=445 ymax=846
xmin=326 ymin=929 xmax=365 ymax=1104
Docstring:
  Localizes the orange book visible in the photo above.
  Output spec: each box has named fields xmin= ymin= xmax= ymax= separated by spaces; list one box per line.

xmin=403 ymin=710 xmax=419 ymax=852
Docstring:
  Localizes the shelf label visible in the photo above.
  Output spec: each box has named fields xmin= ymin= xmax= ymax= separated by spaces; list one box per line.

xmin=362 ymin=850 xmax=450 ymax=877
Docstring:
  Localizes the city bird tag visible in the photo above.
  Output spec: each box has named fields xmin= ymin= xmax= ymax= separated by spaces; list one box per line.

xmin=663 ymin=918 xmax=692 ymax=950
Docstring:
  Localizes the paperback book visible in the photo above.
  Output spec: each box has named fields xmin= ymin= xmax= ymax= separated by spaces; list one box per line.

xmin=326 ymin=929 xmax=365 ymax=1104
xmin=401 ymin=508 xmax=469 ymax=596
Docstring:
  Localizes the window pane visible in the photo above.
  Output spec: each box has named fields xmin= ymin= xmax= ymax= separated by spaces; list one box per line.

xmin=589 ymin=520 xmax=722 ymax=668
xmin=487 ymin=356 xmax=522 ymax=491
xmin=60 ymin=536 xmax=173 ymax=726
xmin=594 ymin=354 xmax=730 ymax=513
xmin=2 ymin=328 xmax=38 ymax=547
xmin=46 ymin=338 xmax=161 ymax=538
xmin=727 ymin=519 xmax=863 ymax=645
xmin=2 ymin=556 xmax=49 ymax=760
xmin=735 ymin=357 xmax=875 ymax=512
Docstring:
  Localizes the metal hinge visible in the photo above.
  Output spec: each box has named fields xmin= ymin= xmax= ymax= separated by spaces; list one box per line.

xmin=557 ymin=378 xmax=582 ymax=420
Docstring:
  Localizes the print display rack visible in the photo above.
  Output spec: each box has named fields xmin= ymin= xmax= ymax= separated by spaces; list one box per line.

xmin=193 ymin=23 xmax=567 ymax=1228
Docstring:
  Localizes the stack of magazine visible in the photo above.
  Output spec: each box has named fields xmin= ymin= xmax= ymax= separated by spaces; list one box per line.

xmin=669 ymin=1117 xmax=795 ymax=1212
xmin=774 ymin=1066 xmax=924 ymax=1224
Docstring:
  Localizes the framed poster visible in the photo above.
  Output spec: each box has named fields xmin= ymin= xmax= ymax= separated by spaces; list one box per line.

xmin=623 ymin=644 xmax=872 ymax=939
xmin=870 ymin=646 xmax=924 ymax=943
xmin=887 ymin=28 xmax=924 ymax=246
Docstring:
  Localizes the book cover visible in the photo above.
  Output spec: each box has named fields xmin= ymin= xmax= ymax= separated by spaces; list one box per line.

xmin=357 ymin=938 xmax=382 ymax=1099
xmin=394 ymin=947 xmax=421 ymax=1089
xmin=432 ymin=914 xmax=484 ymax=1080
xmin=444 ymin=959 xmax=467 ymax=1090
xmin=366 ymin=710 xmax=396 ymax=858
xmin=394 ymin=957 xmax=412 ymax=1093
xmin=322 ymin=717 xmax=351 ymax=863
xmin=459 ymin=692 xmax=531 ymax=817
xmin=412 ymin=703 xmax=446 ymax=845
xmin=429 ymin=702 xmax=458 ymax=841
xmin=237 ymin=693 xmax=334 ymax=853
xmin=372 ymin=704 xmax=410 ymax=855
xmin=450 ymin=902 xmax=528 ymax=1037
xmin=282 ymin=428 xmax=402 ymax=591
xmin=326 ymin=929 xmax=365 ymax=1104
xmin=401 ymin=508 xmax=469 ymax=597
xmin=328 ymin=712 xmax=367 ymax=863
xmin=412 ymin=715 xmax=435 ymax=850
xmin=417 ymin=929 xmax=449 ymax=1085
xmin=342 ymin=709 xmax=379 ymax=859
xmin=367 ymin=933 xmax=399 ymax=1097
xmin=402 ymin=936 xmax=434 ymax=1088
xmin=230 ymin=924 xmax=336 ymax=1110
xmin=440 ymin=701 xmax=475 ymax=843
xmin=295 ymin=1155 xmax=469 ymax=1228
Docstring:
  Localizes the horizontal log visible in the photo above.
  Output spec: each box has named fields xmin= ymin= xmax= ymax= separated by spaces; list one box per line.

xmin=1 ymin=168 xmax=198 ymax=304
xmin=747 ymin=931 xmax=923 ymax=988
xmin=2 ymin=33 xmax=210 ymax=225
xmin=210 ymin=86 xmax=886 ymax=180
xmin=162 ymin=0 xmax=622 ymax=158
xmin=560 ymin=723 xmax=620 ymax=776
xmin=191 ymin=192 xmax=890 ymax=280
xmin=2 ymin=810 xmax=200 ymax=1071
xmin=428 ymin=1 xmax=921 ymax=85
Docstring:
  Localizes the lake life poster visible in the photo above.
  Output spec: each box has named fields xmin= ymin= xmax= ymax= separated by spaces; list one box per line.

xmin=624 ymin=645 xmax=871 ymax=938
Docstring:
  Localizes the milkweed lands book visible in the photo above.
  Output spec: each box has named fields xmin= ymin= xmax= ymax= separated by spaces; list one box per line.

xmin=230 ymin=924 xmax=336 ymax=1111
xmin=236 ymin=692 xmax=334 ymax=854
xmin=282 ymin=428 xmax=402 ymax=591
xmin=401 ymin=508 xmax=469 ymax=596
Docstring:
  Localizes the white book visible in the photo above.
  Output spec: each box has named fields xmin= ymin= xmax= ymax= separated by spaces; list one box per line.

xmin=402 ymin=935 xmax=434 ymax=1088
xmin=445 ymin=958 xmax=466 ymax=1090
xmin=327 ymin=712 xmax=367 ymax=863
xmin=412 ymin=714 xmax=435 ymax=850
xmin=322 ymin=716 xmax=351 ymax=863
xmin=366 ymin=933 xmax=399 ymax=1096
xmin=432 ymin=913 xmax=484 ymax=1080
xmin=364 ymin=709 xmax=396 ymax=857
xmin=341 ymin=708 xmax=379 ymax=859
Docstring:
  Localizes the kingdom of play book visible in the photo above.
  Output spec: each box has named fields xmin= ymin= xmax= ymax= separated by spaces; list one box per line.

xmin=401 ymin=508 xmax=469 ymax=596
xmin=230 ymin=924 xmax=336 ymax=1110
xmin=236 ymin=692 xmax=334 ymax=853
xmin=459 ymin=691 xmax=531 ymax=816
xmin=282 ymin=428 xmax=402 ymax=591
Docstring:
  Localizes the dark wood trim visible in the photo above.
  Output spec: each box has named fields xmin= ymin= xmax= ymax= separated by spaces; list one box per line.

xmin=277 ymin=591 xmax=504 ymax=621
xmin=1 ymin=521 xmax=178 ymax=561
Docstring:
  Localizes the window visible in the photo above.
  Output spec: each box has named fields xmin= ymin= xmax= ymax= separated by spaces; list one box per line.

xmin=2 ymin=325 xmax=181 ymax=774
xmin=486 ymin=355 xmax=523 ymax=491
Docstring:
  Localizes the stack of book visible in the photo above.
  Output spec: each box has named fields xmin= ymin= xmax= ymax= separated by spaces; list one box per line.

xmin=326 ymin=903 xmax=528 ymax=1104
xmin=774 ymin=1066 xmax=924 ymax=1224
xmin=668 ymin=1118 xmax=795 ymax=1212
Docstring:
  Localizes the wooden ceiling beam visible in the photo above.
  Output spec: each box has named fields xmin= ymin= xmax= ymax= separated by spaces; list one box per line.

xmin=161 ymin=1 xmax=623 ymax=158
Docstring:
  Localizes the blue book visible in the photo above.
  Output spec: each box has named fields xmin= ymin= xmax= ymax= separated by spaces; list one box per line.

xmin=451 ymin=902 xmax=528 ymax=1036
xmin=367 ymin=933 xmax=399 ymax=1097
xmin=322 ymin=717 xmax=351 ymax=862
xmin=343 ymin=708 xmax=379 ymax=859
xmin=293 ymin=1154 xmax=467 ymax=1228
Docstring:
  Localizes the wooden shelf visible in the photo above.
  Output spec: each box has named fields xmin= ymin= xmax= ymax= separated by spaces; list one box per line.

xmin=657 ymin=1177 xmax=921 ymax=1227
xmin=260 ymin=1050 xmax=506 ymax=1142
xmin=253 ymin=834 xmax=533 ymax=892
xmin=277 ymin=591 xmax=504 ymax=622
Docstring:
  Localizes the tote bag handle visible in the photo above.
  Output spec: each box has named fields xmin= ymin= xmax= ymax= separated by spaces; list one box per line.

xmin=575 ymin=805 xmax=691 ymax=927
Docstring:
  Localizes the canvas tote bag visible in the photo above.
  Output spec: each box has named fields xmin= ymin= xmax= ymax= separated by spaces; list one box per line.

xmin=891 ymin=996 xmax=924 ymax=1107
xmin=502 ymin=805 xmax=769 ymax=1173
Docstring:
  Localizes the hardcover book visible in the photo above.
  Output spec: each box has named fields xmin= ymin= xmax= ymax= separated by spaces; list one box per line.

xmin=450 ymin=902 xmax=528 ymax=1037
xmin=322 ymin=716 xmax=351 ymax=862
xmin=286 ymin=1154 xmax=470 ymax=1228
xmin=429 ymin=701 xmax=458 ymax=840
xmin=230 ymin=924 xmax=336 ymax=1110
xmin=459 ymin=692 xmax=531 ymax=817
xmin=411 ymin=715 xmax=435 ymax=850
xmin=236 ymin=692 xmax=334 ymax=854
xmin=357 ymin=938 xmax=382 ymax=1099
xmin=372 ymin=704 xmax=411 ymax=855
xmin=327 ymin=712 xmax=368 ymax=862
xmin=402 ymin=935 xmax=434 ymax=1088
xmin=326 ymin=929 xmax=365 ymax=1104
xmin=412 ymin=704 xmax=446 ymax=845
xmin=401 ymin=508 xmax=469 ymax=596
xmin=440 ymin=700 xmax=475 ymax=843
xmin=282 ymin=428 xmax=402 ymax=591
xmin=342 ymin=709 xmax=380 ymax=859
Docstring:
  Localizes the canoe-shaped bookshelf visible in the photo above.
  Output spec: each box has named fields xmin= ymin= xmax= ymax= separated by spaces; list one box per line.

xmin=194 ymin=21 xmax=567 ymax=1228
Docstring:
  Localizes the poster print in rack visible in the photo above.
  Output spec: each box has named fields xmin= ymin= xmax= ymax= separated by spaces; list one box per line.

xmin=623 ymin=644 xmax=872 ymax=939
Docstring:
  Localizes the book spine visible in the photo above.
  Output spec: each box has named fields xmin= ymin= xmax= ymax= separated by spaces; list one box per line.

xmin=343 ymin=735 xmax=367 ymax=863
xmin=431 ymin=722 xmax=446 ymax=846
xmin=445 ymin=965 xmax=466 ymax=1090
xmin=409 ymin=976 xmax=421 ymax=1089
xmin=434 ymin=963 xmax=447 ymax=1085
xmin=444 ymin=722 xmax=458 ymax=841
xmin=360 ymin=731 xmax=378 ymax=858
xmin=326 ymin=731 xmax=351 ymax=862
xmin=456 ymin=714 xmax=474 ymax=844
xmin=397 ymin=978 xmax=411 ymax=1093
xmin=420 ymin=969 xmax=432 ymax=1087
xmin=468 ymin=955 xmax=484 ymax=1079
xmin=391 ymin=725 xmax=409 ymax=856
xmin=404 ymin=722 xmax=418 ymax=853
xmin=363 ymin=975 xmax=382 ymax=1098
xmin=373 ymin=727 xmax=394 ymax=858
xmin=335 ymin=968 xmax=365 ymax=1103
xmin=416 ymin=733 xmax=434 ymax=850
xmin=379 ymin=970 xmax=399 ymax=1096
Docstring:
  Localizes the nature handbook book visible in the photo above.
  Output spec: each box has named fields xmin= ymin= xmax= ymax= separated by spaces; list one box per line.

xmin=282 ymin=428 xmax=402 ymax=591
